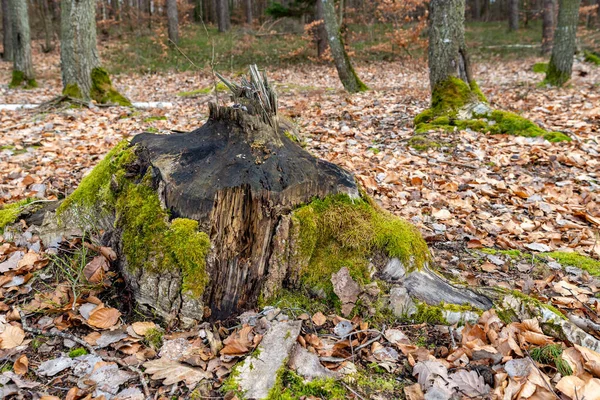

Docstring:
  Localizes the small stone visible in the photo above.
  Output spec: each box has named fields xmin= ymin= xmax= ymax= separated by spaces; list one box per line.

xmin=388 ymin=286 xmax=416 ymax=318
xmin=288 ymin=344 xmax=338 ymax=381
xmin=505 ymin=358 xmax=531 ymax=378
xmin=63 ymin=338 xmax=77 ymax=349
xmin=333 ymin=320 xmax=354 ymax=338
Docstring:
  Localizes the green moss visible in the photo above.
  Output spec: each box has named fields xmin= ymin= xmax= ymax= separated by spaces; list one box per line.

xmin=487 ymin=110 xmax=546 ymax=137
xmin=58 ymin=140 xmax=210 ymax=298
xmin=507 ymin=290 xmax=567 ymax=320
xmin=413 ymin=302 xmax=448 ymax=324
xmin=68 ymin=347 xmax=89 ymax=358
xmin=414 ymin=109 xmax=434 ymax=125
xmin=584 ymin=51 xmax=600 ymax=66
xmin=221 ymin=364 xmax=243 ymax=396
xmin=543 ymin=252 xmax=600 ymax=277
xmin=143 ymin=116 xmax=167 ymax=122
xmin=532 ymin=62 xmax=548 ymax=73
xmin=481 ymin=248 xmax=525 ymax=259
xmin=430 ymin=77 xmax=484 ymax=118
xmin=0 ymin=198 xmax=34 ymax=232
xmin=90 ymin=67 xmax=132 ymax=106
xmin=177 ymin=82 xmax=228 ymax=97
xmin=266 ymin=367 xmax=347 ymax=400
xmin=57 ymin=140 xmax=134 ymax=219
xmin=116 ymin=176 xmax=210 ymax=298
xmin=349 ymin=369 xmax=403 ymax=396
xmin=63 ymin=83 xmax=83 ymax=98
xmin=543 ymin=131 xmax=571 ymax=142
xmin=144 ymin=328 xmax=164 ymax=350
xmin=544 ymin=63 xmax=571 ymax=87
xmin=469 ymin=80 xmax=487 ymax=102
xmin=496 ymin=307 xmax=520 ymax=324
xmin=530 ymin=344 xmax=572 ymax=376
xmin=292 ymin=194 xmax=429 ymax=301
xmin=0 ymin=363 xmax=12 ymax=373
xmin=408 ymin=135 xmax=443 ymax=150
xmin=9 ymin=70 xmax=37 ymax=89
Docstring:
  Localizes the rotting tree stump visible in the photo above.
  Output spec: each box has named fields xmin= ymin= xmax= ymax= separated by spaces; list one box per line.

xmin=44 ymin=66 xmax=491 ymax=325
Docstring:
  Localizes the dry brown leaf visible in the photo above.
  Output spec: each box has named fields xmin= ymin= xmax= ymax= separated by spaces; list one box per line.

xmin=403 ymin=383 xmax=425 ymax=400
xmin=143 ymin=358 xmax=211 ymax=386
xmin=83 ymin=255 xmax=108 ymax=283
xmin=13 ymin=354 xmax=28 ymax=375
xmin=312 ymin=311 xmax=327 ymax=326
xmin=87 ymin=307 xmax=121 ymax=329
xmin=131 ymin=321 xmax=157 ymax=336
xmin=0 ymin=324 xmax=25 ymax=349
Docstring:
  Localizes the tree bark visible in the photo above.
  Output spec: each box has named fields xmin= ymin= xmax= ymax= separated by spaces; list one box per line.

xmin=315 ymin=0 xmax=327 ymax=58
xmin=472 ymin=0 xmax=481 ymax=20
xmin=2 ymin=0 xmax=13 ymax=61
xmin=428 ymin=0 xmax=473 ymax=90
xmin=545 ymin=0 xmax=581 ymax=86
xmin=216 ymin=0 xmax=230 ymax=32
xmin=508 ymin=0 xmax=519 ymax=30
xmin=60 ymin=0 xmax=131 ymax=105
xmin=542 ymin=0 xmax=555 ymax=54
xmin=9 ymin=0 xmax=36 ymax=88
xmin=39 ymin=0 xmax=55 ymax=52
xmin=245 ymin=0 xmax=252 ymax=24
xmin=320 ymin=0 xmax=367 ymax=93
xmin=166 ymin=0 xmax=179 ymax=45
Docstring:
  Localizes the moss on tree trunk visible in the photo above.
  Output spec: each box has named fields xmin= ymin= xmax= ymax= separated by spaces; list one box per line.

xmin=545 ymin=0 xmax=581 ymax=86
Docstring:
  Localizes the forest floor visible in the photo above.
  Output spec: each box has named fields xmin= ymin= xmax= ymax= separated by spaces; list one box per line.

xmin=0 ymin=42 xmax=599 ymax=399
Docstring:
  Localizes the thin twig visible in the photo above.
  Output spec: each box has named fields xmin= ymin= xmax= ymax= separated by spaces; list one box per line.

xmin=341 ymin=381 xmax=366 ymax=400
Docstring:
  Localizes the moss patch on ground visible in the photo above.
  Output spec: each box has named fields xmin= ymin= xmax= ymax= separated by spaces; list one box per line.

xmin=0 ymin=198 xmax=34 ymax=233
xmin=177 ymin=82 xmax=228 ymax=97
xmin=58 ymin=140 xmax=211 ymax=299
xmin=408 ymin=135 xmax=443 ymax=151
xmin=584 ymin=51 xmax=600 ymax=66
xmin=9 ymin=70 xmax=37 ymax=89
xmin=543 ymin=252 xmax=600 ymax=277
xmin=266 ymin=367 xmax=347 ymax=400
xmin=532 ymin=62 xmax=548 ymax=73
xmin=292 ymin=194 xmax=429 ymax=301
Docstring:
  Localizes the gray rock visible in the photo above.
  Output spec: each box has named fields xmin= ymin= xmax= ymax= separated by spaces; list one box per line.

xmin=235 ymin=320 xmax=302 ymax=399
xmin=38 ymin=356 xmax=75 ymax=376
xmin=388 ymin=286 xmax=416 ymax=318
xmin=288 ymin=344 xmax=338 ymax=381
xmin=381 ymin=258 xmax=406 ymax=282
xmin=96 ymin=329 xmax=129 ymax=349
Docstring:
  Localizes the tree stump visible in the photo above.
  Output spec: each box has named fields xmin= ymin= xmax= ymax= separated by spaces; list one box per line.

xmin=52 ymin=66 xmax=485 ymax=325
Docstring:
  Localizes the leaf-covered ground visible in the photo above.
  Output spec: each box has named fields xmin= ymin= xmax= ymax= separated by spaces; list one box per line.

xmin=0 ymin=45 xmax=599 ymax=399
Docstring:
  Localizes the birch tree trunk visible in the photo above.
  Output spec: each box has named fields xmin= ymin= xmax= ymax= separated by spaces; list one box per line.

xmin=545 ymin=0 xmax=581 ymax=86
xmin=166 ymin=0 xmax=178 ymax=44
xmin=216 ymin=0 xmax=230 ymax=32
xmin=541 ymin=0 xmax=555 ymax=54
xmin=508 ymin=0 xmax=519 ymax=30
xmin=9 ymin=0 xmax=36 ymax=88
xmin=60 ymin=0 xmax=131 ymax=105
xmin=320 ymin=0 xmax=367 ymax=93
xmin=2 ymin=0 xmax=13 ymax=61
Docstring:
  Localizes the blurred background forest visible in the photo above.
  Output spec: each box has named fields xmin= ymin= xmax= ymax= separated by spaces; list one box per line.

xmin=1 ymin=0 xmax=599 ymax=75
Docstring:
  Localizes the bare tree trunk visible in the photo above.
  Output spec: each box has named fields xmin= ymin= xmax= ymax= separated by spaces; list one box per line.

xmin=167 ymin=0 xmax=178 ymax=44
xmin=39 ymin=0 xmax=55 ymax=52
xmin=245 ymin=0 xmax=252 ymax=24
xmin=508 ymin=0 xmax=519 ymax=30
xmin=472 ymin=0 xmax=481 ymax=19
xmin=60 ymin=0 xmax=130 ymax=105
xmin=216 ymin=0 xmax=230 ymax=31
xmin=315 ymin=0 xmax=327 ymax=58
xmin=545 ymin=0 xmax=581 ymax=86
xmin=542 ymin=0 xmax=555 ymax=54
xmin=320 ymin=0 xmax=367 ymax=92
xmin=9 ymin=0 xmax=36 ymax=88
xmin=2 ymin=0 xmax=13 ymax=61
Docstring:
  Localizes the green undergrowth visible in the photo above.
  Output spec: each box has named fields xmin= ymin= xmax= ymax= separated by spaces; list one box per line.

xmin=291 ymin=194 xmax=429 ymax=302
xmin=58 ymin=140 xmax=210 ymax=298
xmin=408 ymin=135 xmax=442 ymax=151
xmin=543 ymin=252 xmax=600 ymax=277
xmin=532 ymin=62 xmax=548 ymax=73
xmin=9 ymin=70 xmax=37 ymax=89
xmin=68 ymin=348 xmax=88 ymax=358
xmin=584 ymin=51 xmax=600 ymax=66
xmin=144 ymin=327 xmax=164 ymax=350
xmin=266 ymin=367 xmax=347 ymax=400
xmin=530 ymin=344 xmax=572 ymax=376
xmin=0 ymin=198 xmax=35 ymax=233
xmin=177 ymin=82 xmax=228 ymax=97
xmin=143 ymin=116 xmax=167 ymax=122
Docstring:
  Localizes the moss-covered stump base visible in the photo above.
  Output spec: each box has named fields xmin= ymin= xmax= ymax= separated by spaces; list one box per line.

xmin=9 ymin=71 xmax=38 ymax=89
xmin=414 ymin=76 xmax=570 ymax=142
xmin=62 ymin=67 xmax=132 ymax=106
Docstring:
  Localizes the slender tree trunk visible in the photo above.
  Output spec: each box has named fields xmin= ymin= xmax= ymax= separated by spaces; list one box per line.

xmin=545 ymin=0 xmax=581 ymax=86
xmin=320 ymin=0 xmax=367 ymax=93
xmin=216 ymin=0 xmax=230 ymax=31
xmin=508 ymin=0 xmax=519 ymax=30
xmin=542 ymin=0 xmax=555 ymax=54
xmin=10 ymin=0 xmax=36 ymax=88
xmin=166 ymin=0 xmax=178 ymax=44
xmin=39 ymin=0 xmax=55 ymax=52
xmin=315 ymin=0 xmax=327 ymax=58
xmin=472 ymin=0 xmax=481 ymax=19
xmin=60 ymin=0 xmax=130 ymax=105
xmin=2 ymin=0 xmax=13 ymax=61
xmin=245 ymin=0 xmax=252 ymax=24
